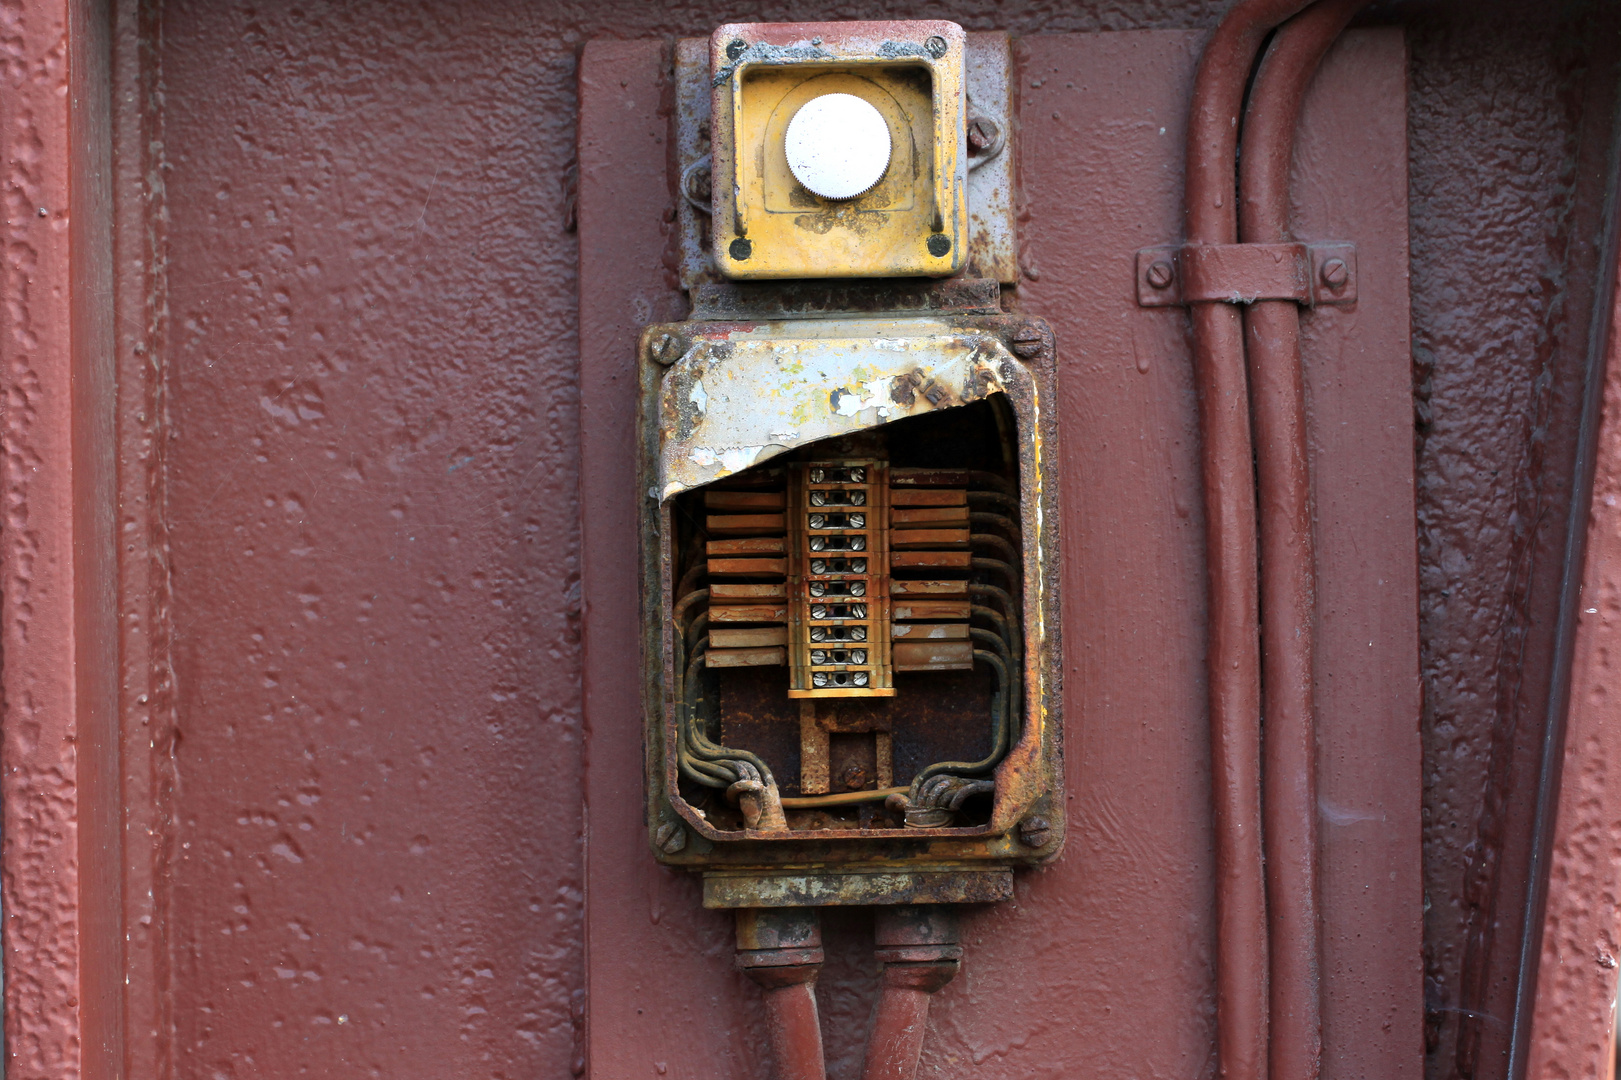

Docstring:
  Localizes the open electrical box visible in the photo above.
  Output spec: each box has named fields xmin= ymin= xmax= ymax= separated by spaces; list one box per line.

xmin=638 ymin=19 xmax=1062 ymax=911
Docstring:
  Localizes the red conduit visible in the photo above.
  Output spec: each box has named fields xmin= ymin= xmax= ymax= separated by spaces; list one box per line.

xmin=859 ymin=906 xmax=962 ymax=1080
xmin=859 ymin=962 xmax=962 ymax=1080
xmin=1237 ymin=3 xmax=1366 ymax=1079
xmin=1184 ymin=3 xmax=1315 ymax=1078
xmin=735 ymin=908 xmax=827 ymax=1080
xmin=748 ymin=967 xmax=828 ymax=1080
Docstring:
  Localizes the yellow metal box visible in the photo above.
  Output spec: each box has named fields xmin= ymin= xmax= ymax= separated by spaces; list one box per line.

xmin=709 ymin=21 xmax=969 ymax=280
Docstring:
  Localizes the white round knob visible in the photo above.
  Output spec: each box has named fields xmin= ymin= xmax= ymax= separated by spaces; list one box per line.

xmin=784 ymin=93 xmax=891 ymax=201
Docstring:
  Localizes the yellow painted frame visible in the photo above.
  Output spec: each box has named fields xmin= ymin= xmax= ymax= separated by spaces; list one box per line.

xmin=709 ymin=21 xmax=968 ymax=280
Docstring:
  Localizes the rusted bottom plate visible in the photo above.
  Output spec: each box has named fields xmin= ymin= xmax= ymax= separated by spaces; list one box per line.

xmin=701 ymin=869 xmax=1014 ymax=908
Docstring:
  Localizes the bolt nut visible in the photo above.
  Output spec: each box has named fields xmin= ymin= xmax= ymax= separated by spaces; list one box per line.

xmin=655 ymin=821 xmax=687 ymax=854
xmin=967 ymin=116 xmax=1000 ymax=154
xmin=1320 ymin=256 xmax=1349 ymax=289
xmin=649 ymin=333 xmax=683 ymax=365
xmin=1018 ymin=816 xmax=1052 ymax=848
xmin=1009 ymin=325 xmax=1047 ymax=360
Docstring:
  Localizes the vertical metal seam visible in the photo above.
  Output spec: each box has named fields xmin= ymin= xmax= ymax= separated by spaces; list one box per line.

xmin=1508 ymin=44 xmax=1621 ymax=1080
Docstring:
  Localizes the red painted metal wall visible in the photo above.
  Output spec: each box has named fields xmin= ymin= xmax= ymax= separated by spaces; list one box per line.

xmin=159 ymin=5 xmax=588 ymax=1074
xmin=0 ymin=1 xmax=1614 ymax=1077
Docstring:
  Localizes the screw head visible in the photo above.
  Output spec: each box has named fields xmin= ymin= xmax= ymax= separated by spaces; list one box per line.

xmin=926 ymin=234 xmax=952 ymax=258
xmin=967 ymin=116 xmax=1000 ymax=154
xmin=650 ymin=333 xmax=683 ymax=365
xmin=1009 ymin=325 xmax=1047 ymax=360
xmin=729 ymin=237 xmax=753 ymax=261
xmin=685 ymin=164 xmax=711 ymax=202
xmin=655 ymin=821 xmax=687 ymax=854
xmin=726 ymin=38 xmax=747 ymax=61
xmin=1146 ymin=260 xmax=1175 ymax=290
xmin=925 ymin=35 xmax=948 ymax=58
xmin=1320 ymin=257 xmax=1349 ymax=289
xmin=1018 ymin=816 xmax=1052 ymax=848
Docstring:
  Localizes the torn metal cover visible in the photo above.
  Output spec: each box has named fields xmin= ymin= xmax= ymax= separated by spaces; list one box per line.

xmin=658 ymin=319 xmax=1025 ymax=500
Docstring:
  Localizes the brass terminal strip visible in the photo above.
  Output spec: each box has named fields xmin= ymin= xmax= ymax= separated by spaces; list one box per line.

xmin=788 ymin=460 xmax=893 ymax=697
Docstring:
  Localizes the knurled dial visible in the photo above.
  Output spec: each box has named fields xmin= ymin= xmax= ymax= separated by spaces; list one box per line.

xmin=784 ymin=93 xmax=892 ymax=201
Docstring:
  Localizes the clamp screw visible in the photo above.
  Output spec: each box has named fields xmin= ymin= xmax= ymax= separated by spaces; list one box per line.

xmin=1146 ymin=260 xmax=1175 ymax=290
xmin=1018 ymin=816 xmax=1052 ymax=848
xmin=1009 ymin=326 xmax=1047 ymax=360
xmin=685 ymin=163 xmax=711 ymax=203
xmin=925 ymin=35 xmax=949 ymax=58
xmin=967 ymin=116 xmax=1001 ymax=154
xmin=1320 ymin=257 xmax=1349 ymax=289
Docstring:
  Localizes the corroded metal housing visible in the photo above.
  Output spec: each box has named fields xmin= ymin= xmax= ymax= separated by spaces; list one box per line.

xmin=637 ymin=283 xmax=1063 ymax=908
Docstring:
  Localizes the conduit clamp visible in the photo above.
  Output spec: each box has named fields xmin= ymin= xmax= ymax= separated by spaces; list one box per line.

xmin=1134 ymin=241 xmax=1357 ymax=307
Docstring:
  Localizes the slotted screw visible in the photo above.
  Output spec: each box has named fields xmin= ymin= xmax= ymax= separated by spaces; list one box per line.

xmin=650 ymin=333 xmax=682 ymax=365
xmin=1010 ymin=326 xmax=1047 ymax=360
xmin=1018 ymin=816 xmax=1052 ymax=848
xmin=655 ymin=821 xmax=687 ymax=854
xmin=967 ymin=116 xmax=1000 ymax=154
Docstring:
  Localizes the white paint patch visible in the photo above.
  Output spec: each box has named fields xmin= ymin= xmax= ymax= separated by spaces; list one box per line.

xmin=689 ymin=379 xmax=707 ymax=415
xmin=720 ymin=445 xmax=764 ymax=473
xmin=863 ymin=376 xmax=897 ymax=418
xmin=831 ymin=388 xmax=864 ymax=417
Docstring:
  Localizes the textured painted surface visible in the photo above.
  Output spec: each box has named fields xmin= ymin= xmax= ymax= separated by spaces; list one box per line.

xmin=104 ymin=4 xmax=1614 ymax=1080
xmin=1525 ymin=247 xmax=1621 ymax=1080
xmin=1 ymin=0 xmax=91 ymax=1077
xmin=1406 ymin=6 xmax=1621 ymax=1075
xmin=159 ymin=4 xmax=587 ymax=1075
xmin=578 ymin=28 xmax=1418 ymax=1080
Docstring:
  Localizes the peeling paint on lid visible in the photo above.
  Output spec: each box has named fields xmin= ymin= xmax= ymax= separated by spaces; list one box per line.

xmin=657 ymin=319 xmax=1025 ymax=499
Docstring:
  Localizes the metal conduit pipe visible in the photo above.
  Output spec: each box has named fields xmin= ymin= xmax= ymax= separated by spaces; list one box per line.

xmin=1184 ymin=3 xmax=1314 ymax=1078
xmin=1237 ymin=4 xmax=1366 ymax=1079
xmin=735 ymin=909 xmax=827 ymax=1080
xmin=859 ymin=906 xmax=962 ymax=1080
